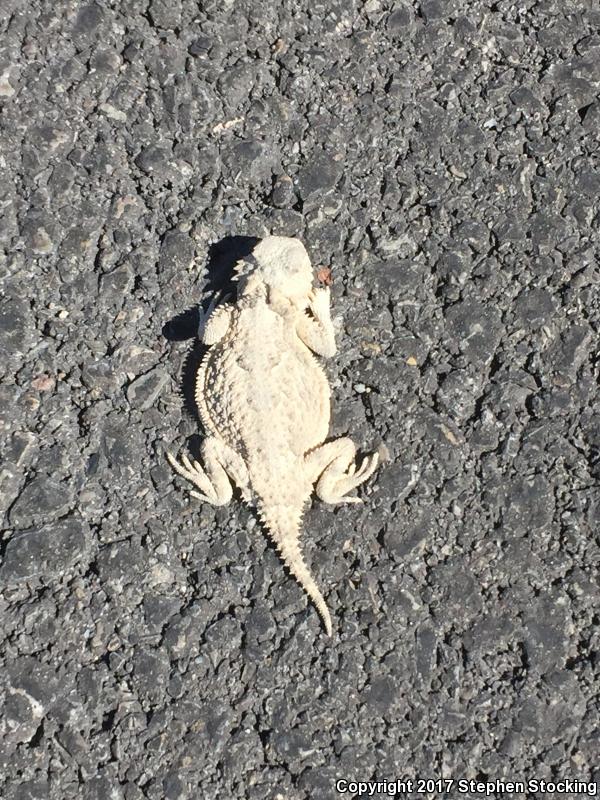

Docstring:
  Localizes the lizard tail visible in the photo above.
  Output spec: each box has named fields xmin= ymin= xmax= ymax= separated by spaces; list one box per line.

xmin=259 ymin=506 xmax=332 ymax=637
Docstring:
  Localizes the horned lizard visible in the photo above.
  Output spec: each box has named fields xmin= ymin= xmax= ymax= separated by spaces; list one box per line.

xmin=167 ymin=236 xmax=379 ymax=635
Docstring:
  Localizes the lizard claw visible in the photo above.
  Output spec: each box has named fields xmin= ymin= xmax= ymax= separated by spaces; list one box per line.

xmin=198 ymin=290 xmax=232 ymax=339
xmin=354 ymin=453 xmax=379 ymax=482
xmin=190 ymin=490 xmax=212 ymax=502
xmin=307 ymin=287 xmax=332 ymax=326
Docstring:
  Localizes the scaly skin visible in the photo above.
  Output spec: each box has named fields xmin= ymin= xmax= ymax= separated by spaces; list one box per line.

xmin=168 ymin=236 xmax=379 ymax=636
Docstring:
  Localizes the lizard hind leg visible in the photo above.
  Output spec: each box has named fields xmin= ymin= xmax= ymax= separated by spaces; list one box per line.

xmin=167 ymin=436 xmax=249 ymax=506
xmin=306 ymin=437 xmax=379 ymax=505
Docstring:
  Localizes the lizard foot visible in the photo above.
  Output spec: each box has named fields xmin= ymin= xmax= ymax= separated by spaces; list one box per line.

xmin=306 ymin=438 xmax=379 ymax=505
xmin=167 ymin=437 xmax=249 ymax=506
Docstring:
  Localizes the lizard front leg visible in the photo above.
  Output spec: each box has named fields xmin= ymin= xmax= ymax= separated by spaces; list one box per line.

xmin=198 ymin=293 xmax=233 ymax=345
xmin=167 ymin=437 xmax=250 ymax=506
xmin=296 ymin=286 xmax=336 ymax=358
xmin=305 ymin=437 xmax=379 ymax=504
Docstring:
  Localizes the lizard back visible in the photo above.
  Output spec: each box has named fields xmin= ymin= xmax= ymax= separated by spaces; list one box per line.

xmin=196 ymin=294 xmax=330 ymax=482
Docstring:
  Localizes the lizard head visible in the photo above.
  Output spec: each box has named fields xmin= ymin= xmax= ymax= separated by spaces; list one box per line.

xmin=234 ymin=236 xmax=313 ymax=301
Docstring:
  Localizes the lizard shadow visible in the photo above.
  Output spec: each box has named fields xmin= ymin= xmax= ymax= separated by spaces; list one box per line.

xmin=162 ymin=235 xmax=259 ymax=425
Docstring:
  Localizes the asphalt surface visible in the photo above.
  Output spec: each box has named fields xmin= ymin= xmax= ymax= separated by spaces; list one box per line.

xmin=1 ymin=1 xmax=599 ymax=798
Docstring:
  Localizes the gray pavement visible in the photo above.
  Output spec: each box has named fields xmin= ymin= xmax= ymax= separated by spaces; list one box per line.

xmin=1 ymin=1 xmax=599 ymax=798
